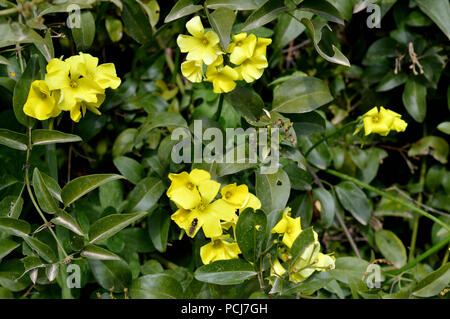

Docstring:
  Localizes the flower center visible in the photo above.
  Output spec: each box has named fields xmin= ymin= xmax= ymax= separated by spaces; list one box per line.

xmin=225 ymin=192 xmax=232 ymax=199
xmin=213 ymin=240 xmax=221 ymax=246
xmin=286 ymin=227 xmax=292 ymax=234
xmin=10 ymin=72 xmax=15 ymax=77
xmin=202 ymin=38 xmax=209 ymax=45
xmin=373 ymin=115 xmax=379 ymax=122
xmin=187 ymin=182 xmax=194 ymax=190
xmin=70 ymin=80 xmax=78 ymax=88
xmin=237 ymin=41 xmax=243 ymax=46
xmin=40 ymin=92 xmax=47 ymax=99
xmin=199 ymin=204 xmax=206 ymax=211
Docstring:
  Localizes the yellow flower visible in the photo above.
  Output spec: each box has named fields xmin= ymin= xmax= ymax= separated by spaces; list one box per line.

xmin=23 ymin=80 xmax=61 ymax=120
xmin=177 ymin=16 xmax=222 ymax=65
xmin=362 ymin=106 xmax=407 ymax=136
xmin=66 ymin=52 xmax=121 ymax=90
xmin=70 ymin=94 xmax=105 ymax=122
xmin=271 ymin=208 xmax=302 ymax=248
xmin=170 ymin=176 xmax=237 ymax=238
xmin=314 ymin=253 xmax=336 ymax=272
xmin=205 ymin=65 xmax=239 ymax=93
xmin=45 ymin=57 xmax=103 ymax=112
xmin=181 ymin=60 xmax=203 ymax=83
xmin=221 ymin=183 xmax=250 ymax=207
xmin=227 ymin=33 xmax=257 ymax=65
xmin=200 ymin=235 xmax=241 ymax=264
xmin=167 ymin=169 xmax=211 ymax=210
xmin=235 ymin=38 xmax=271 ymax=83
xmin=270 ymin=258 xmax=286 ymax=277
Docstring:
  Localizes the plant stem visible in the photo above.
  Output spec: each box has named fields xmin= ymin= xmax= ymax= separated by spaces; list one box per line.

xmin=25 ymin=127 xmax=68 ymax=258
xmin=149 ymin=253 xmax=178 ymax=270
xmin=305 ymin=163 xmax=361 ymax=258
xmin=442 ymin=245 xmax=449 ymax=266
xmin=0 ymin=7 xmax=18 ymax=16
xmin=214 ymin=94 xmax=224 ymax=122
xmin=304 ymin=120 xmax=358 ymax=157
xmin=409 ymin=158 xmax=426 ymax=260
xmin=325 ymin=168 xmax=450 ymax=232
xmin=389 ymin=236 xmax=450 ymax=276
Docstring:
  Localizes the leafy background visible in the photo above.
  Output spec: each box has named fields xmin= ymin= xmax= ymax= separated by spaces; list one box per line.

xmin=0 ymin=0 xmax=449 ymax=299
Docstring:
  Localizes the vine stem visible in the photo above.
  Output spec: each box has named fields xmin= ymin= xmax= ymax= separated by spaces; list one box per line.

xmin=305 ymin=162 xmax=362 ymax=258
xmin=304 ymin=120 xmax=358 ymax=157
xmin=0 ymin=7 xmax=18 ymax=16
xmin=409 ymin=158 xmax=426 ymax=260
xmin=25 ymin=127 xmax=68 ymax=259
xmin=388 ymin=236 xmax=450 ymax=276
xmin=324 ymin=168 xmax=450 ymax=232
xmin=214 ymin=94 xmax=224 ymax=121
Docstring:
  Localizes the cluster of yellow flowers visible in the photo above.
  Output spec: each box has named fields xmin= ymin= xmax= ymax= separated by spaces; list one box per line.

xmin=177 ymin=16 xmax=271 ymax=93
xmin=355 ymin=106 xmax=408 ymax=136
xmin=23 ymin=52 xmax=121 ymax=122
xmin=270 ymin=208 xmax=335 ymax=284
xmin=167 ymin=169 xmax=261 ymax=265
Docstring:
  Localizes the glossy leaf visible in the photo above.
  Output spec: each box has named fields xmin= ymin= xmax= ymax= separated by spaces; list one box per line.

xmin=130 ymin=274 xmax=183 ymax=298
xmin=113 ymin=156 xmax=144 ymax=185
xmin=402 ymin=78 xmax=427 ymax=123
xmin=105 ymin=17 xmax=123 ymax=42
xmin=164 ymin=0 xmax=203 ymax=23
xmin=412 ymin=263 xmax=450 ymax=297
xmin=0 ymin=128 xmax=27 ymax=151
xmin=31 ymin=129 xmax=82 ymax=146
xmin=0 ymin=238 xmax=20 ymax=260
xmin=147 ymin=209 xmax=170 ymax=253
xmin=312 ymin=188 xmax=335 ymax=227
xmin=272 ymin=76 xmax=334 ymax=113
xmin=298 ymin=0 xmax=345 ymax=25
xmin=415 ymin=0 xmax=450 ymax=40
xmin=375 ymin=230 xmax=407 ymax=268
xmin=125 ymin=177 xmax=165 ymax=213
xmin=122 ymin=0 xmax=153 ymax=44
xmin=194 ymin=259 xmax=257 ymax=285
xmin=256 ymin=168 xmax=291 ymax=214
xmin=408 ymin=136 xmax=449 ymax=164
xmin=81 ymin=245 xmax=121 ymax=261
xmin=208 ymin=7 xmax=236 ymax=51
xmin=32 ymin=168 xmax=59 ymax=214
xmin=23 ymin=236 xmax=57 ymax=263
xmin=225 ymin=87 xmax=265 ymax=124
xmin=88 ymin=259 xmax=132 ymax=292
xmin=0 ymin=217 xmax=30 ymax=237
xmin=88 ymin=212 xmax=148 ymax=244
xmin=236 ymin=209 xmax=267 ymax=263
xmin=72 ymin=11 xmax=95 ymax=51
xmin=242 ymin=0 xmax=286 ymax=31
xmin=51 ymin=210 xmax=84 ymax=237
xmin=335 ymin=181 xmax=371 ymax=225
xmin=205 ymin=0 xmax=257 ymax=10
xmin=61 ymin=174 xmax=125 ymax=207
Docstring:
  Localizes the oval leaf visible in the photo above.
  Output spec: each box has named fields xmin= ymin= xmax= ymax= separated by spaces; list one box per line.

xmin=375 ymin=230 xmax=407 ymax=268
xmin=81 ymin=244 xmax=121 ymax=261
xmin=335 ymin=181 xmax=371 ymax=225
xmin=130 ymin=274 xmax=183 ymax=298
xmin=0 ymin=129 xmax=27 ymax=151
xmin=0 ymin=217 xmax=30 ymax=237
xmin=194 ymin=259 xmax=257 ymax=285
xmin=51 ymin=210 xmax=84 ymax=237
xmin=31 ymin=129 xmax=82 ymax=146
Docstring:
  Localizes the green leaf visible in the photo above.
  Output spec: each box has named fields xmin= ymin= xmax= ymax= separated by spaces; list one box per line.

xmin=335 ymin=181 xmax=371 ymax=225
xmin=256 ymin=168 xmax=291 ymax=214
xmin=113 ymin=128 xmax=137 ymax=158
xmin=23 ymin=236 xmax=57 ymax=263
xmin=164 ymin=0 xmax=203 ymax=23
xmin=99 ymin=179 xmax=124 ymax=210
xmin=194 ymin=259 xmax=257 ymax=285
xmin=408 ymin=136 xmax=449 ymax=164
xmin=290 ymin=193 xmax=313 ymax=228
xmin=375 ymin=230 xmax=407 ymax=268
xmin=130 ymin=274 xmax=183 ymax=298
xmin=40 ymin=172 xmax=62 ymax=203
xmin=122 ymin=0 xmax=153 ymax=44
xmin=312 ymin=188 xmax=335 ymax=227
xmin=206 ymin=0 xmax=257 ymax=10
xmin=137 ymin=0 xmax=160 ymax=28
xmin=412 ymin=263 xmax=450 ymax=297
xmin=272 ymin=76 xmax=334 ymax=113
xmin=281 ymin=272 xmax=332 ymax=296
xmin=330 ymin=257 xmax=370 ymax=284
xmin=88 ymin=212 xmax=148 ymax=244
xmin=225 ymin=87 xmax=265 ymax=124
xmin=0 ymin=128 xmax=27 ymax=151
xmin=298 ymin=0 xmax=345 ymax=25
xmin=289 ymin=227 xmax=316 ymax=267
xmin=283 ymin=164 xmax=313 ymax=191
xmin=126 ymin=177 xmax=165 ymax=213
xmin=289 ymin=111 xmax=326 ymax=136
xmin=415 ymin=0 xmax=450 ymax=41
xmin=31 ymin=129 xmax=82 ymax=146
xmin=32 ymin=168 xmax=59 ymax=214
xmin=0 ymin=238 xmax=20 ymax=260
xmin=105 ymin=17 xmax=123 ymax=42
xmin=301 ymin=17 xmax=350 ymax=67
xmin=137 ymin=112 xmax=187 ymax=143
xmin=208 ymin=7 xmax=236 ymax=51
xmin=437 ymin=122 xmax=450 ymax=135
xmin=12 ymin=54 xmax=39 ymax=127
xmin=402 ymin=78 xmax=427 ymax=123
xmin=71 ymin=11 xmax=95 ymax=51
xmin=81 ymin=245 xmax=121 ymax=261
xmin=147 ymin=208 xmax=170 ymax=253
xmin=242 ymin=0 xmax=286 ymax=31
xmin=61 ymin=174 xmax=125 ymax=207
xmin=88 ymin=259 xmax=132 ymax=292
xmin=51 ymin=210 xmax=84 ymax=237
xmin=236 ymin=209 xmax=267 ymax=263
xmin=274 ymin=11 xmax=312 ymax=49
xmin=375 ymin=71 xmax=408 ymax=92
xmin=0 ymin=217 xmax=30 ymax=237
xmin=113 ymin=156 xmax=144 ymax=185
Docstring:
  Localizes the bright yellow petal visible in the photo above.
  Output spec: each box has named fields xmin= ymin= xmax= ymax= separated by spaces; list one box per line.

xmin=95 ymin=63 xmax=121 ymax=89
xmin=198 ymin=180 xmax=220 ymax=204
xmin=177 ymin=35 xmax=202 ymax=53
xmin=186 ymin=16 xmax=204 ymax=38
xmin=45 ymin=58 xmax=70 ymax=90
